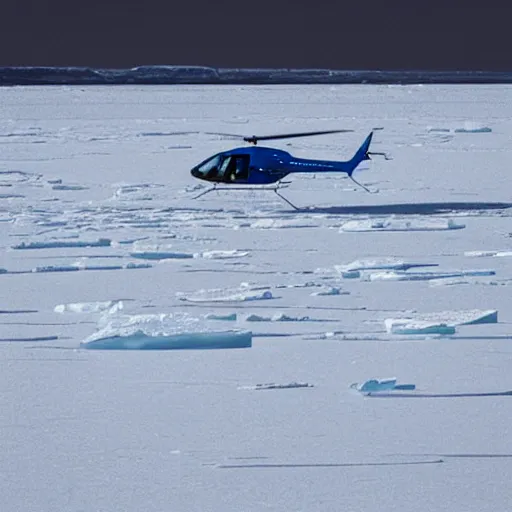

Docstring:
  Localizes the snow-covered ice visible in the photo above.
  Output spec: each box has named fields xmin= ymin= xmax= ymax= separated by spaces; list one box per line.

xmin=177 ymin=284 xmax=274 ymax=302
xmin=339 ymin=217 xmax=465 ymax=232
xmin=2 ymin=84 xmax=512 ymax=512
xmin=238 ymin=381 xmax=314 ymax=390
xmin=385 ymin=318 xmax=456 ymax=335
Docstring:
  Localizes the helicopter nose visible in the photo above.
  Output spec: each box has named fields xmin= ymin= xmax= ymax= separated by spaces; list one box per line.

xmin=191 ymin=167 xmax=201 ymax=179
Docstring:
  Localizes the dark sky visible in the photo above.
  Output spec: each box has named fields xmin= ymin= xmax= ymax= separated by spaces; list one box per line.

xmin=2 ymin=0 xmax=511 ymax=70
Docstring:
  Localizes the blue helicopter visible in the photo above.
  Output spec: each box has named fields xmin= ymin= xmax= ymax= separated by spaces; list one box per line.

xmin=190 ymin=129 xmax=390 ymax=208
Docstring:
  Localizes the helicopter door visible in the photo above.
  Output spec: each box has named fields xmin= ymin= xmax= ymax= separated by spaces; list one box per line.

xmin=218 ymin=154 xmax=250 ymax=182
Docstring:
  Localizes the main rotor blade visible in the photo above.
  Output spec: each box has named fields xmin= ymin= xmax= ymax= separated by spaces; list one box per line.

xmin=204 ymin=131 xmax=247 ymax=140
xmin=204 ymin=129 xmax=354 ymax=144
xmin=244 ymin=129 xmax=354 ymax=144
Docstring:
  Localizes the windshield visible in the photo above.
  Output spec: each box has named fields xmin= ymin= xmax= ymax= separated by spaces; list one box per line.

xmin=193 ymin=154 xmax=250 ymax=182
xmin=195 ymin=154 xmax=222 ymax=178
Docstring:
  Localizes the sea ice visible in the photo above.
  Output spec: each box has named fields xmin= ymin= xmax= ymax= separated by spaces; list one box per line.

xmin=465 ymin=250 xmax=512 ymax=258
xmin=340 ymin=218 xmax=465 ymax=232
xmin=51 ymin=184 xmax=88 ymax=191
xmin=239 ymin=382 xmax=314 ymax=390
xmin=54 ymin=300 xmax=123 ymax=314
xmin=245 ymin=218 xmax=320 ymax=229
xmin=12 ymin=238 xmax=112 ymax=250
xmin=365 ymin=269 xmax=495 ymax=281
xmin=33 ymin=265 xmax=79 ymax=273
xmin=428 ymin=277 xmax=504 ymax=287
xmin=242 ymin=313 xmax=271 ymax=322
xmin=310 ymin=286 xmax=347 ymax=296
xmin=178 ymin=284 xmax=273 ymax=303
xmin=204 ymin=312 xmax=237 ymax=321
xmin=351 ymin=377 xmax=397 ymax=392
xmin=271 ymin=312 xmax=309 ymax=322
xmin=81 ymin=311 xmax=252 ymax=350
xmin=32 ymin=262 xmax=151 ymax=273
xmin=130 ymin=250 xmax=194 ymax=260
xmin=350 ymin=378 xmax=416 ymax=394
xmin=334 ymin=257 xmax=438 ymax=278
xmin=384 ymin=319 xmax=456 ymax=335
xmin=384 ymin=309 xmax=497 ymax=331
xmin=427 ymin=122 xmax=492 ymax=133
xmin=239 ymin=312 xmax=314 ymax=322
xmin=199 ymin=250 xmax=249 ymax=259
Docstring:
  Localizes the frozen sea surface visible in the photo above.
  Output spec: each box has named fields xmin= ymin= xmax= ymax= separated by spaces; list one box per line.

xmin=1 ymin=84 xmax=512 ymax=511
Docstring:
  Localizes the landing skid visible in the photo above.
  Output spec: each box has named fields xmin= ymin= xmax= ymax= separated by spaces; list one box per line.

xmin=192 ymin=181 xmax=301 ymax=209
xmin=192 ymin=176 xmax=375 ymax=210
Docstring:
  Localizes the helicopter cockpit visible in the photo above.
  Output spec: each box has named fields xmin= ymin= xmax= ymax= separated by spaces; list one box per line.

xmin=191 ymin=153 xmax=250 ymax=182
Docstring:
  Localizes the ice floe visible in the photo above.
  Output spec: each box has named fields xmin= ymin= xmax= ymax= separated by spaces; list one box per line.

xmin=340 ymin=218 xmax=464 ymax=232
xmin=204 ymin=312 xmax=237 ymax=321
xmin=177 ymin=284 xmax=273 ymax=303
xmin=350 ymin=378 xmax=416 ymax=394
xmin=239 ymin=382 xmax=314 ymax=390
xmin=427 ymin=122 xmax=492 ymax=133
xmin=428 ymin=277 xmax=507 ymax=287
xmin=81 ymin=311 xmax=252 ymax=350
xmin=131 ymin=249 xmax=194 ymax=260
xmin=32 ymin=262 xmax=151 ymax=273
xmin=51 ymin=184 xmax=88 ymax=191
xmin=239 ymin=218 xmax=320 ymax=229
xmin=200 ymin=249 xmax=249 ymax=259
xmin=112 ymin=183 xmax=166 ymax=201
xmin=385 ymin=319 xmax=456 ymax=335
xmin=384 ymin=309 xmax=498 ymax=335
xmin=240 ymin=312 xmax=311 ymax=322
xmin=364 ymin=269 xmax=495 ymax=282
xmin=54 ymin=300 xmax=123 ymax=314
xmin=129 ymin=243 xmax=248 ymax=261
xmin=12 ymin=238 xmax=112 ymax=250
xmin=335 ymin=258 xmax=438 ymax=278
xmin=310 ymin=286 xmax=348 ymax=296
xmin=465 ymin=250 xmax=512 ymax=258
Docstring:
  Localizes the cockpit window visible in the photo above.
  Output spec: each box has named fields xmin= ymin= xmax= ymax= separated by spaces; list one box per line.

xmin=196 ymin=154 xmax=222 ymax=179
xmin=194 ymin=154 xmax=250 ymax=182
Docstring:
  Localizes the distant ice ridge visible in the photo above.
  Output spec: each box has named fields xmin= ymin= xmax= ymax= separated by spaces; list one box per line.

xmin=32 ymin=262 xmax=151 ymax=273
xmin=465 ymin=250 xmax=512 ymax=258
xmin=366 ymin=269 xmax=495 ymax=282
xmin=81 ymin=311 xmax=252 ymax=350
xmin=130 ymin=243 xmax=248 ymax=261
xmin=12 ymin=238 xmax=111 ymax=250
xmin=236 ymin=218 xmax=320 ymax=229
xmin=385 ymin=320 xmax=456 ymax=335
xmin=427 ymin=122 xmax=492 ymax=133
xmin=310 ymin=286 xmax=348 ymax=296
xmin=334 ymin=258 xmax=438 ymax=278
xmin=350 ymin=378 xmax=416 ymax=394
xmin=239 ymin=382 xmax=314 ymax=390
xmin=241 ymin=312 xmax=311 ymax=322
xmin=331 ymin=257 xmax=493 ymax=282
xmin=340 ymin=218 xmax=464 ymax=232
xmin=55 ymin=300 xmax=123 ymax=314
xmin=428 ymin=277 xmax=509 ymax=287
xmin=178 ymin=283 xmax=273 ymax=303
xmin=384 ymin=309 xmax=498 ymax=335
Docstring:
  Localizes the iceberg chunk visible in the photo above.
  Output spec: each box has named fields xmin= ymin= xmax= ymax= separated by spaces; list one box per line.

xmin=351 ymin=378 xmax=397 ymax=392
xmin=385 ymin=309 xmax=497 ymax=331
xmin=334 ymin=257 xmax=438 ymax=278
xmin=55 ymin=300 xmax=123 ymax=314
xmin=340 ymin=218 xmax=464 ymax=232
xmin=350 ymin=378 xmax=416 ymax=394
xmin=385 ymin=319 xmax=456 ymax=335
xmin=81 ymin=312 xmax=252 ymax=350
